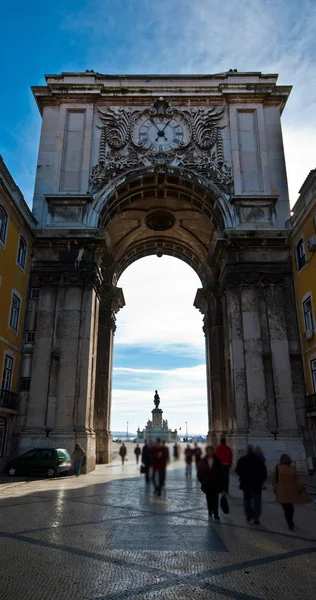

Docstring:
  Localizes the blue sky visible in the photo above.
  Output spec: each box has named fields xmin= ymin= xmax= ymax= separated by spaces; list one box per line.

xmin=1 ymin=0 xmax=315 ymax=433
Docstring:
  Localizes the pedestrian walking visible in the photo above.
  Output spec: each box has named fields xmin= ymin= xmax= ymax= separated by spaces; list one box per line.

xmin=193 ymin=442 xmax=202 ymax=474
xmin=254 ymin=445 xmax=266 ymax=462
xmin=173 ymin=442 xmax=179 ymax=460
xmin=272 ymin=453 xmax=312 ymax=530
xmin=185 ymin=444 xmax=193 ymax=478
xmin=73 ymin=443 xmax=86 ymax=477
xmin=141 ymin=440 xmax=151 ymax=483
xmin=119 ymin=443 xmax=127 ymax=465
xmin=215 ymin=437 xmax=232 ymax=493
xmin=151 ymin=438 xmax=168 ymax=496
xmin=198 ymin=446 xmax=225 ymax=520
xmin=134 ymin=444 xmax=141 ymax=464
xmin=236 ymin=445 xmax=267 ymax=525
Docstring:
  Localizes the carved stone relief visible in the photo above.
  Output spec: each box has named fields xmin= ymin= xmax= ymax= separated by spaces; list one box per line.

xmin=89 ymin=97 xmax=232 ymax=194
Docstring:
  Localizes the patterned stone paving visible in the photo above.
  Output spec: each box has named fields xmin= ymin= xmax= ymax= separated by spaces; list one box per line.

xmin=0 ymin=447 xmax=315 ymax=600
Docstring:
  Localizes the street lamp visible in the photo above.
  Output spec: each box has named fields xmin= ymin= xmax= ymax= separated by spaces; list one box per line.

xmin=185 ymin=421 xmax=188 ymax=441
xmin=127 ymin=421 xmax=129 ymax=442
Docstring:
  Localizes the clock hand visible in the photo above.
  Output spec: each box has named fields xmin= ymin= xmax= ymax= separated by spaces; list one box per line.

xmin=162 ymin=118 xmax=172 ymax=132
xmin=150 ymin=118 xmax=160 ymax=131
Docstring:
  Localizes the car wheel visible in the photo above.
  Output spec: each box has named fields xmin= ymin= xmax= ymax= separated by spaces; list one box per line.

xmin=47 ymin=468 xmax=56 ymax=478
xmin=8 ymin=467 xmax=16 ymax=476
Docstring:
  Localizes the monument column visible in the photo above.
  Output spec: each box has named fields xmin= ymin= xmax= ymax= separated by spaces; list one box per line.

xmin=94 ymin=285 xmax=125 ymax=463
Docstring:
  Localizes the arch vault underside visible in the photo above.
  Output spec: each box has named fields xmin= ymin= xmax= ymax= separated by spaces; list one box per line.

xmin=21 ymin=167 xmax=306 ymax=471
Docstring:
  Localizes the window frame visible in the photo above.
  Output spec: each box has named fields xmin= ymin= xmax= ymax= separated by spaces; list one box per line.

xmin=8 ymin=289 xmax=22 ymax=333
xmin=311 ymin=359 xmax=316 ymax=394
xmin=1 ymin=352 xmax=14 ymax=391
xmin=30 ymin=288 xmax=40 ymax=300
xmin=20 ymin=377 xmax=31 ymax=392
xmin=25 ymin=330 xmax=35 ymax=344
xmin=0 ymin=418 xmax=6 ymax=457
xmin=302 ymin=294 xmax=314 ymax=332
xmin=0 ymin=205 xmax=8 ymax=247
xmin=17 ymin=234 xmax=28 ymax=271
xmin=296 ymin=238 xmax=306 ymax=271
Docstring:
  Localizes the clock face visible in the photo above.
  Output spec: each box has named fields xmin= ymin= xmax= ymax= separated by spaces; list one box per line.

xmin=132 ymin=114 xmax=190 ymax=152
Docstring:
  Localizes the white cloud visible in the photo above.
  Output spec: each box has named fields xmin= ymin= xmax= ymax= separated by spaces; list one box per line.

xmin=115 ymin=255 xmax=205 ymax=354
xmin=61 ymin=0 xmax=316 ymax=203
xmin=112 ymin=364 xmax=208 ymax=434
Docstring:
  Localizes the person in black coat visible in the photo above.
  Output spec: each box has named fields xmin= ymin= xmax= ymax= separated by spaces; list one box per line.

xmin=198 ymin=446 xmax=225 ymax=520
xmin=141 ymin=440 xmax=151 ymax=483
xmin=235 ymin=445 xmax=267 ymax=524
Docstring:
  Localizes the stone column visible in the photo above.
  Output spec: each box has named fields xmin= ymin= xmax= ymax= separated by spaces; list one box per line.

xmin=94 ymin=285 xmax=125 ymax=464
xmin=241 ymin=286 xmax=269 ymax=433
xmin=19 ymin=242 xmax=104 ymax=472
xmin=20 ymin=284 xmax=57 ymax=451
xmin=194 ymin=289 xmax=227 ymax=444
xmin=224 ymin=286 xmax=249 ymax=438
xmin=265 ymin=285 xmax=298 ymax=432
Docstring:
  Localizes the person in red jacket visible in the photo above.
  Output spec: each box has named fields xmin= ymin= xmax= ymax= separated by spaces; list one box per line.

xmin=215 ymin=437 xmax=233 ymax=493
xmin=151 ymin=438 xmax=169 ymax=496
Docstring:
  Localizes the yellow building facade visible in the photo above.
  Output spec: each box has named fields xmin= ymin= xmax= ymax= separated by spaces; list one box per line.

xmin=0 ymin=156 xmax=35 ymax=471
xmin=290 ymin=169 xmax=316 ymax=464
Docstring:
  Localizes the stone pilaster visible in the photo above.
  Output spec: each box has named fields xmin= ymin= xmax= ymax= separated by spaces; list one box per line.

xmin=194 ymin=289 xmax=227 ymax=445
xmin=20 ymin=284 xmax=57 ymax=448
xmin=19 ymin=240 xmax=103 ymax=472
xmin=94 ymin=285 xmax=125 ymax=464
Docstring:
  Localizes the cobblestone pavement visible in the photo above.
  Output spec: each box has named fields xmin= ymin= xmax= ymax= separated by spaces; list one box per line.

xmin=0 ymin=445 xmax=315 ymax=600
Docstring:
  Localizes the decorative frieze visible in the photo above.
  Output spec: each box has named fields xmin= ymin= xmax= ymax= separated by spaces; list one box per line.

xmin=90 ymin=97 xmax=232 ymax=194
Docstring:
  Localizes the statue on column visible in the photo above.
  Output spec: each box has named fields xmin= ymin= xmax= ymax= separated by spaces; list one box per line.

xmin=154 ymin=390 xmax=160 ymax=408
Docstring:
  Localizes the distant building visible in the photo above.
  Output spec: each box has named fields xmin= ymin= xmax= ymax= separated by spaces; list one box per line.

xmin=137 ymin=390 xmax=177 ymax=442
xmin=0 ymin=157 xmax=36 ymax=471
xmin=289 ymin=170 xmax=316 ymax=467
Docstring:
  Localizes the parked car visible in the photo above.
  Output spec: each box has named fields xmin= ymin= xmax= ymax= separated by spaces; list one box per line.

xmin=7 ymin=448 xmax=72 ymax=478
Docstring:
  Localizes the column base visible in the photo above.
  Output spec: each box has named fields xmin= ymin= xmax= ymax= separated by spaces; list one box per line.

xmin=18 ymin=427 xmax=96 ymax=473
xmin=95 ymin=430 xmax=112 ymax=464
xmin=18 ymin=427 xmax=50 ymax=454
xmin=227 ymin=430 xmax=307 ymax=472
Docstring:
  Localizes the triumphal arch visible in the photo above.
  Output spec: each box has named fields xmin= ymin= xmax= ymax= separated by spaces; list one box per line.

xmin=18 ymin=71 xmax=307 ymax=470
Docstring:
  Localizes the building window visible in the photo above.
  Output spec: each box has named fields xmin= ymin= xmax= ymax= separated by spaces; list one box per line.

xmin=1 ymin=355 xmax=13 ymax=391
xmin=296 ymin=239 xmax=306 ymax=270
xmin=0 ymin=205 xmax=8 ymax=245
xmin=9 ymin=293 xmax=21 ymax=332
xmin=20 ymin=377 xmax=31 ymax=392
xmin=0 ymin=418 xmax=6 ymax=457
xmin=311 ymin=359 xmax=316 ymax=394
xmin=303 ymin=296 xmax=314 ymax=331
xmin=31 ymin=288 xmax=40 ymax=300
xmin=26 ymin=330 xmax=35 ymax=344
xmin=17 ymin=235 xmax=27 ymax=270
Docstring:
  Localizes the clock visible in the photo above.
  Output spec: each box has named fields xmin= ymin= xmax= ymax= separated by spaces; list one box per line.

xmin=132 ymin=113 xmax=190 ymax=152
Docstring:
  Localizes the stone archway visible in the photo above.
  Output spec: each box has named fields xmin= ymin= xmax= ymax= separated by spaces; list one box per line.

xmin=19 ymin=72 xmax=308 ymax=472
xmin=93 ymin=167 xmax=230 ymax=463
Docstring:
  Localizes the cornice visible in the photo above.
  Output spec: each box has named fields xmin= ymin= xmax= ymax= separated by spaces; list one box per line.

xmin=31 ymin=72 xmax=291 ymax=115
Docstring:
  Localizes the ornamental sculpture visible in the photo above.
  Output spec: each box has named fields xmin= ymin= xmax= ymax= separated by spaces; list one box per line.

xmin=89 ymin=97 xmax=232 ymax=194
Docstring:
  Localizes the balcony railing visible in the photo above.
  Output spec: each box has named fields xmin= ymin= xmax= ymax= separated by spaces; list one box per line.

xmin=0 ymin=389 xmax=18 ymax=411
xmin=306 ymin=394 xmax=316 ymax=414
